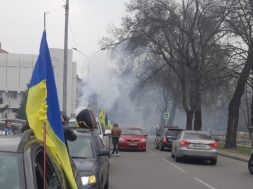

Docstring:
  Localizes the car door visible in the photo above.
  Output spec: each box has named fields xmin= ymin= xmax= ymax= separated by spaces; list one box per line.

xmin=94 ymin=135 xmax=109 ymax=187
xmin=33 ymin=147 xmax=67 ymax=189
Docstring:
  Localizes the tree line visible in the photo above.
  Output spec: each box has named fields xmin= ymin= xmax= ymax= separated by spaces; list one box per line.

xmin=101 ymin=0 xmax=253 ymax=148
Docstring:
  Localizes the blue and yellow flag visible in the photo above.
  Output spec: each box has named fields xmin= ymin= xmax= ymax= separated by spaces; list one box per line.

xmin=98 ymin=109 xmax=106 ymax=128
xmin=26 ymin=31 xmax=77 ymax=189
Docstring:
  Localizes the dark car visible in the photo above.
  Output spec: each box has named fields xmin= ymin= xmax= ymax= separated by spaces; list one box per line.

xmin=154 ymin=126 xmax=183 ymax=151
xmin=0 ymin=129 xmax=83 ymax=189
xmin=248 ymin=149 xmax=253 ymax=175
xmin=68 ymin=128 xmax=110 ymax=189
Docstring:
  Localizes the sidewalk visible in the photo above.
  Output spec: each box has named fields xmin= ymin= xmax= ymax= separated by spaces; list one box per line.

xmin=218 ymin=149 xmax=250 ymax=163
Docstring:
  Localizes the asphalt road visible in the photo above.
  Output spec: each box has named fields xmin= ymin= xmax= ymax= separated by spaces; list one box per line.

xmin=109 ymin=137 xmax=252 ymax=189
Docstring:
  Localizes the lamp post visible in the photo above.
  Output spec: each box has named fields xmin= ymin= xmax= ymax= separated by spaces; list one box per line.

xmin=72 ymin=47 xmax=106 ymax=77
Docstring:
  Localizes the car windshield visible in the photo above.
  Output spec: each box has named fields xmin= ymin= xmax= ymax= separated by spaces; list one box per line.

xmin=92 ymin=121 xmax=101 ymax=135
xmin=0 ymin=154 xmax=21 ymax=189
xmin=166 ymin=130 xmax=181 ymax=136
xmin=68 ymin=136 xmax=94 ymax=158
xmin=183 ymin=132 xmax=213 ymax=140
xmin=122 ymin=129 xmax=143 ymax=135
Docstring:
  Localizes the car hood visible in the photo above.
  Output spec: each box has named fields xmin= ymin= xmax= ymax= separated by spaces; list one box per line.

xmin=121 ymin=135 xmax=144 ymax=140
xmin=73 ymin=158 xmax=96 ymax=172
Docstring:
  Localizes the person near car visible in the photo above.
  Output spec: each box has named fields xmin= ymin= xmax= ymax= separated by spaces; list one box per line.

xmin=4 ymin=120 xmax=17 ymax=135
xmin=111 ymin=123 xmax=121 ymax=157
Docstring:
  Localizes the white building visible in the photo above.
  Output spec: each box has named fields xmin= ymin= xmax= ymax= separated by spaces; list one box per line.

xmin=0 ymin=45 xmax=77 ymax=119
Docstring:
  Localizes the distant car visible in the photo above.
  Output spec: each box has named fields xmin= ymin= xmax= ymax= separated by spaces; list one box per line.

xmin=0 ymin=120 xmax=23 ymax=135
xmin=171 ymin=130 xmax=218 ymax=165
xmin=0 ymin=129 xmax=83 ymax=189
xmin=118 ymin=127 xmax=147 ymax=151
xmin=68 ymin=128 xmax=110 ymax=189
xmin=248 ymin=149 xmax=253 ymax=175
xmin=154 ymin=127 xmax=183 ymax=151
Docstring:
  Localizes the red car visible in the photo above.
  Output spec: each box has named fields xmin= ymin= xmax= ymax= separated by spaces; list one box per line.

xmin=118 ymin=127 xmax=147 ymax=151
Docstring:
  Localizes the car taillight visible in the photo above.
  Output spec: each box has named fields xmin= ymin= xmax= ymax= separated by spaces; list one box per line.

xmin=209 ymin=142 xmax=218 ymax=148
xmin=163 ymin=136 xmax=166 ymax=142
xmin=180 ymin=141 xmax=191 ymax=146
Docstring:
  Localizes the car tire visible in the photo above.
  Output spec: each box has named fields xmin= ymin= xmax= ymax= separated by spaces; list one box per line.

xmin=210 ymin=159 xmax=217 ymax=165
xmin=175 ymin=151 xmax=181 ymax=162
xmin=143 ymin=148 xmax=146 ymax=152
xmin=159 ymin=143 xmax=164 ymax=151
xmin=248 ymin=156 xmax=253 ymax=175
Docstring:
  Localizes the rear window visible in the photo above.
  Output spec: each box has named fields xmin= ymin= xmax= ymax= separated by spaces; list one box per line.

xmin=68 ymin=136 xmax=94 ymax=158
xmin=0 ymin=154 xmax=21 ymax=188
xmin=183 ymin=132 xmax=213 ymax=140
xmin=122 ymin=129 xmax=143 ymax=135
xmin=166 ymin=130 xmax=181 ymax=136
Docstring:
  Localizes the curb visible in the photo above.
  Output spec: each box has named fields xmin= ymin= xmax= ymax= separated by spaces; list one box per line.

xmin=218 ymin=152 xmax=249 ymax=163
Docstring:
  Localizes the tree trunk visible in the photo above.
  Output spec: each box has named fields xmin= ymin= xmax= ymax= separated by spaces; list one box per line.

xmin=194 ymin=91 xmax=202 ymax=130
xmin=167 ymin=98 xmax=178 ymax=126
xmin=186 ymin=110 xmax=194 ymax=130
xmin=225 ymin=39 xmax=253 ymax=148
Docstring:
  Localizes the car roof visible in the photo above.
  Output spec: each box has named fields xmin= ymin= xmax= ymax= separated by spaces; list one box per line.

xmin=0 ymin=135 xmax=21 ymax=153
xmin=182 ymin=130 xmax=211 ymax=134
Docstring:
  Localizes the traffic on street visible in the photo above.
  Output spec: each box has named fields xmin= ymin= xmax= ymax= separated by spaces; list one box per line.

xmin=109 ymin=137 xmax=252 ymax=189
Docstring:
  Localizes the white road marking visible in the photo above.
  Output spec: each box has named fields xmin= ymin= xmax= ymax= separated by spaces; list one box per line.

xmin=147 ymin=149 xmax=157 ymax=155
xmin=161 ymin=158 xmax=186 ymax=172
xmin=194 ymin=177 xmax=216 ymax=189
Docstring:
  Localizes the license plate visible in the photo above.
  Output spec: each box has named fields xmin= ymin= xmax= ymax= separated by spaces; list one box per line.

xmin=193 ymin=143 xmax=205 ymax=147
xmin=129 ymin=143 xmax=137 ymax=146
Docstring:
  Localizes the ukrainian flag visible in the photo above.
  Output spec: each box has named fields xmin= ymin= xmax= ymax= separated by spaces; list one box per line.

xmin=26 ymin=31 xmax=77 ymax=189
xmin=98 ymin=109 xmax=106 ymax=128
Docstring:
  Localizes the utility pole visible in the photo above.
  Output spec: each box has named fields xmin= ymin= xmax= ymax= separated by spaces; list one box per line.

xmin=63 ymin=0 xmax=69 ymax=114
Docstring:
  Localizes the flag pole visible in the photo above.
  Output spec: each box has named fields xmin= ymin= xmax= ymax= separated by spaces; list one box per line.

xmin=43 ymin=12 xmax=49 ymax=189
xmin=43 ymin=121 xmax=47 ymax=189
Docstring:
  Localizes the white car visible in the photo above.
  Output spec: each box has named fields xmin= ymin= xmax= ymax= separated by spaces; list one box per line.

xmin=94 ymin=117 xmax=111 ymax=151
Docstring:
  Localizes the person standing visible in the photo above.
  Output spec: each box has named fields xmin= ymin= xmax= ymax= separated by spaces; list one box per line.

xmin=111 ymin=123 xmax=121 ymax=157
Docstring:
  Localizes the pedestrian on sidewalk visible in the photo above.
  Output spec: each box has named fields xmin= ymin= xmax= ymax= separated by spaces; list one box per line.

xmin=111 ymin=123 xmax=121 ymax=157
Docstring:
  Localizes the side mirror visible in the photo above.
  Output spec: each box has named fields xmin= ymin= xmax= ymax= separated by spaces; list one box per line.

xmin=104 ymin=129 xmax=112 ymax=136
xmin=144 ymin=134 xmax=148 ymax=139
xmin=97 ymin=149 xmax=110 ymax=157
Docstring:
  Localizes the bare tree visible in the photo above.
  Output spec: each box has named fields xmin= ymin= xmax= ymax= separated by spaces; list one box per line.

xmin=224 ymin=0 xmax=253 ymax=148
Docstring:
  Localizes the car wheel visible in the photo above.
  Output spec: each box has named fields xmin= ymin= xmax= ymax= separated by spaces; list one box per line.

xmin=143 ymin=148 xmax=146 ymax=152
xmin=159 ymin=143 xmax=164 ymax=151
xmin=210 ymin=159 xmax=217 ymax=165
xmin=175 ymin=151 xmax=181 ymax=162
xmin=248 ymin=156 xmax=253 ymax=175
xmin=154 ymin=142 xmax=158 ymax=149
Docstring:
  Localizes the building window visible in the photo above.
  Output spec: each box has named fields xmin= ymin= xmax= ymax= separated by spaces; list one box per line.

xmin=12 ymin=109 xmax=18 ymax=113
xmin=7 ymin=91 xmax=17 ymax=99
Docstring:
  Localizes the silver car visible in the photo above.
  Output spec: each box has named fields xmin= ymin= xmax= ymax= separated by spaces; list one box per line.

xmin=171 ymin=130 xmax=218 ymax=165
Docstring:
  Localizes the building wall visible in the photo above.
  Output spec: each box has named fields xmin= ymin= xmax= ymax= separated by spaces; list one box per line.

xmin=0 ymin=48 xmax=76 ymax=119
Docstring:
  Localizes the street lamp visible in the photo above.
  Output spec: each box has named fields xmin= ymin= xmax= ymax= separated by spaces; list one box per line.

xmin=72 ymin=47 xmax=106 ymax=77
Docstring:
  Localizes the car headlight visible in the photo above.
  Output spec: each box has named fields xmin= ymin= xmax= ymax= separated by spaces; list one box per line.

xmin=141 ymin=138 xmax=146 ymax=143
xmin=81 ymin=175 xmax=96 ymax=185
xmin=119 ymin=138 xmax=124 ymax=142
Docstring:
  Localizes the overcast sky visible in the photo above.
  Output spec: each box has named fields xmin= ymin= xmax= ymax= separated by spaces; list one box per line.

xmin=0 ymin=0 xmax=129 ymax=76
